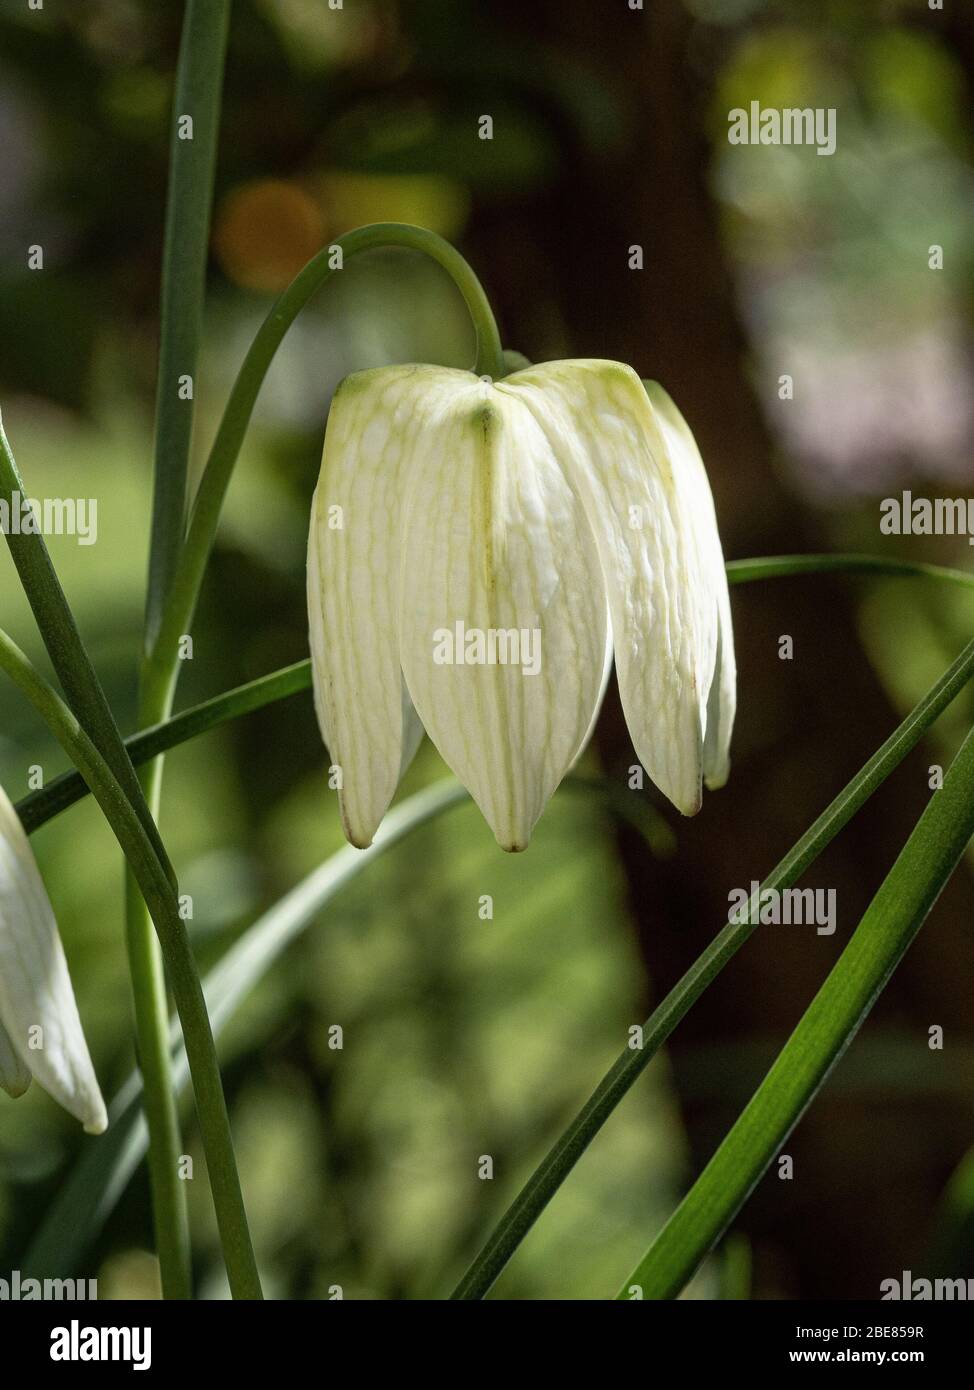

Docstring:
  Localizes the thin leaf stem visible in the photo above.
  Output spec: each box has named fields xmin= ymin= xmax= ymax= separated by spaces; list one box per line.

xmin=18 ymin=661 xmax=310 ymax=832
xmin=726 ymin=553 xmax=974 ymax=590
xmin=133 ymin=0 xmax=232 ymax=1298
xmin=146 ymin=0 xmax=231 ymax=648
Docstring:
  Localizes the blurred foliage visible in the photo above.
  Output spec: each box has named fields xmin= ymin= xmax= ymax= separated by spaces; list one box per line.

xmin=0 ymin=0 xmax=973 ymax=1298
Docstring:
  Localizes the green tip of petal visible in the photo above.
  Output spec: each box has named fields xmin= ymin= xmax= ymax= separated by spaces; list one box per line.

xmin=341 ymin=813 xmax=376 ymax=851
xmin=0 ymin=1074 xmax=32 ymax=1101
xmin=704 ymin=763 xmax=730 ymax=793
xmin=498 ymin=837 xmax=529 ymax=854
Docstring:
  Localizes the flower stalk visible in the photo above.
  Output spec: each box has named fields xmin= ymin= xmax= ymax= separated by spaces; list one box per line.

xmin=131 ymin=0 xmax=232 ymax=1300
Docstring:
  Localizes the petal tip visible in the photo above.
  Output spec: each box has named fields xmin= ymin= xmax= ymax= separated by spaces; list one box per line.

xmin=489 ymin=810 xmax=535 ymax=853
xmin=337 ymin=794 xmax=379 ymax=850
xmin=489 ymin=813 xmax=533 ymax=853
xmin=342 ymin=818 xmax=376 ymax=851
xmin=672 ymin=782 xmax=703 ymax=817
xmin=0 ymin=1075 xmax=32 ymax=1101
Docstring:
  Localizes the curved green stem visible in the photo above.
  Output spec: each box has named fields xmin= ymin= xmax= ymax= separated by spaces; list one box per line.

xmin=726 ymin=553 xmax=974 ymax=590
xmin=143 ymin=222 xmax=503 ymax=712
xmin=450 ymin=635 xmax=974 ymax=1299
xmin=0 ymin=629 xmax=262 ymax=1299
xmin=619 ymin=716 xmax=974 ymax=1299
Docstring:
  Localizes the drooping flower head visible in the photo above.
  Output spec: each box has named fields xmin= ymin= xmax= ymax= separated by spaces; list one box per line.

xmin=308 ymin=359 xmax=735 ymax=851
xmin=0 ymin=783 xmax=107 ymax=1133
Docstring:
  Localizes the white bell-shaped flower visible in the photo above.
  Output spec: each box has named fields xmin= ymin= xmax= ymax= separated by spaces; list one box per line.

xmin=0 ymin=783 xmax=107 ymax=1133
xmin=308 ymin=359 xmax=735 ymax=851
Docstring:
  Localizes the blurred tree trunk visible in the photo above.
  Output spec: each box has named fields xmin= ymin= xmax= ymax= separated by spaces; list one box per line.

xmin=467 ymin=0 xmax=974 ymax=1298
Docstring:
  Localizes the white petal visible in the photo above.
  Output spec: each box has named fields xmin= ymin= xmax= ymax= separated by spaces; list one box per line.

xmin=398 ymin=376 xmax=608 ymax=850
xmin=307 ymin=366 xmax=450 ymax=847
xmin=642 ymin=380 xmax=736 ymax=788
xmin=508 ymin=360 xmax=726 ymax=815
xmin=569 ymin=607 xmax=613 ymax=770
xmin=0 ymin=786 xmax=107 ymax=1133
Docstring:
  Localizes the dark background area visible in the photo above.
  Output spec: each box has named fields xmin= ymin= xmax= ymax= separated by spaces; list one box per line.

xmin=1 ymin=0 xmax=974 ymax=1299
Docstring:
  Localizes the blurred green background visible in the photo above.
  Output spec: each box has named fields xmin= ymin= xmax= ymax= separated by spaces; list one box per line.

xmin=1 ymin=0 xmax=974 ymax=1299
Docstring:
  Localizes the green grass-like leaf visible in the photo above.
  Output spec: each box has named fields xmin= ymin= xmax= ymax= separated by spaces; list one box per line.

xmin=451 ymin=636 xmax=974 ymax=1298
xmin=618 ymin=718 xmax=974 ymax=1299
